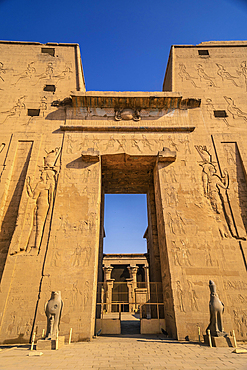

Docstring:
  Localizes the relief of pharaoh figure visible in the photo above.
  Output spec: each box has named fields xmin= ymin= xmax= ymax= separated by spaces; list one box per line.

xmin=202 ymin=163 xmax=235 ymax=238
xmin=17 ymin=148 xmax=60 ymax=255
xmin=25 ymin=168 xmax=56 ymax=254
xmin=195 ymin=145 xmax=236 ymax=238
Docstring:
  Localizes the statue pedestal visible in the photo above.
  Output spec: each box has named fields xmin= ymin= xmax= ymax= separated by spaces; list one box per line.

xmin=203 ymin=334 xmax=234 ymax=347
xmin=36 ymin=336 xmax=65 ymax=350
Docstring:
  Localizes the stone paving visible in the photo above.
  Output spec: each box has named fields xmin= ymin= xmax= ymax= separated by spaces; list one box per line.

xmin=0 ymin=335 xmax=247 ymax=370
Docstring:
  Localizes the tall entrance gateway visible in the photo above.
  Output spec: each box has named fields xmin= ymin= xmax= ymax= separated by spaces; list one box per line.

xmin=0 ymin=40 xmax=247 ymax=343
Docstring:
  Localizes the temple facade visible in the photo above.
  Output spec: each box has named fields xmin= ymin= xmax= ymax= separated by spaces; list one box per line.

xmin=0 ymin=40 xmax=247 ymax=343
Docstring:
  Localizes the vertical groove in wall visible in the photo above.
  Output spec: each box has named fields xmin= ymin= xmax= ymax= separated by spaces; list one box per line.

xmin=147 ymin=181 xmax=162 ymax=282
xmin=0 ymin=141 xmax=33 ymax=281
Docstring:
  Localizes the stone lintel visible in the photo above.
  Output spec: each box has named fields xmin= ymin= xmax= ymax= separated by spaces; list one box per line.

xmin=60 ymin=125 xmax=195 ymax=133
xmin=70 ymin=91 xmax=200 ymax=110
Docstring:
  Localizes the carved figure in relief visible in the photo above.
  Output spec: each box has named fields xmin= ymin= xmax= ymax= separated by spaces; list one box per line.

xmin=205 ymin=98 xmax=215 ymax=119
xmin=176 ymin=211 xmax=185 ymax=234
xmin=224 ymin=96 xmax=247 ymax=121
xmin=187 ymin=281 xmax=199 ymax=311
xmin=40 ymin=96 xmax=48 ymax=117
xmin=25 ymin=168 xmax=56 ymax=254
xmin=203 ymin=163 xmax=234 ymax=238
xmin=51 ymin=249 xmax=61 ymax=267
xmin=171 ymin=241 xmax=181 ymax=266
xmin=0 ymin=143 xmax=5 ymax=153
xmin=45 ymin=291 xmax=63 ymax=340
xmin=206 ymin=280 xmax=226 ymax=337
xmin=180 ymin=240 xmax=192 ymax=266
xmin=71 ymin=243 xmax=92 ymax=267
xmin=179 ymin=135 xmax=191 ymax=154
xmin=168 ymin=135 xmax=178 ymax=151
xmin=84 ymin=281 xmax=90 ymax=307
xmin=165 ymin=186 xmax=178 ymax=207
xmin=205 ymin=249 xmax=213 ymax=266
xmin=12 ymin=62 xmax=36 ymax=86
xmin=167 ymin=212 xmax=185 ymax=235
xmin=116 ymin=135 xmax=126 ymax=151
xmin=1 ymin=96 xmax=25 ymax=124
xmin=54 ymin=64 xmax=72 ymax=83
xmin=35 ymin=62 xmax=54 ymax=82
xmin=131 ymin=135 xmax=142 ymax=152
xmin=216 ymin=63 xmax=239 ymax=86
xmin=170 ymin=167 xmax=177 ymax=183
xmin=72 ymin=282 xmax=83 ymax=307
xmin=233 ymin=310 xmax=242 ymax=334
xmin=203 ymin=163 xmax=229 ymax=213
xmin=66 ymin=134 xmax=77 ymax=154
xmin=71 ymin=245 xmax=82 ymax=267
xmin=236 ymin=61 xmax=247 ymax=91
xmin=195 ymin=145 xmax=235 ymax=238
xmin=142 ymin=135 xmax=153 ymax=151
xmin=176 ymin=281 xmax=185 ymax=312
xmin=78 ymin=135 xmax=89 ymax=151
xmin=223 ymin=144 xmax=236 ymax=166
xmin=197 ymin=64 xmax=216 ymax=87
xmin=0 ymin=62 xmax=8 ymax=89
xmin=92 ymin=135 xmax=99 ymax=149
xmin=44 ymin=147 xmax=61 ymax=168
xmin=178 ymin=64 xmax=198 ymax=87
xmin=105 ymin=135 xmax=116 ymax=150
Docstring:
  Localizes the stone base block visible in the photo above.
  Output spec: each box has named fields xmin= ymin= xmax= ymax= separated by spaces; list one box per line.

xmin=203 ymin=334 xmax=234 ymax=347
xmin=96 ymin=319 xmax=121 ymax=335
xmin=36 ymin=336 xmax=65 ymax=350
xmin=140 ymin=319 xmax=166 ymax=334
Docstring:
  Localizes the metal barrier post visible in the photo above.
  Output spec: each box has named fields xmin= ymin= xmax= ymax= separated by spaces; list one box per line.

xmin=119 ymin=303 xmax=121 ymax=320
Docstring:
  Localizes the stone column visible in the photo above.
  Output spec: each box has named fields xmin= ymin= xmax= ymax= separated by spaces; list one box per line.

xmin=105 ymin=279 xmax=115 ymax=313
xmin=144 ymin=266 xmax=150 ymax=298
xmin=103 ymin=266 xmax=114 ymax=313
xmin=126 ymin=278 xmax=134 ymax=312
xmin=144 ymin=266 xmax=151 ymax=318
xmin=103 ymin=266 xmax=113 ymax=282
xmin=127 ymin=266 xmax=138 ymax=312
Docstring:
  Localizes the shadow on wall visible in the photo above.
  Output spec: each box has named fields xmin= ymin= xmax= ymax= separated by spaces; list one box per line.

xmin=0 ymin=144 xmax=32 ymax=282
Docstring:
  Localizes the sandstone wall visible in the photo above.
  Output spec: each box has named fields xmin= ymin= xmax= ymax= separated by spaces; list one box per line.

xmin=162 ymin=41 xmax=247 ymax=340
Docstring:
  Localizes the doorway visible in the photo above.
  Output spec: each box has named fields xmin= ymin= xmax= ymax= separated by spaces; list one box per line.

xmin=96 ymin=153 xmax=164 ymax=335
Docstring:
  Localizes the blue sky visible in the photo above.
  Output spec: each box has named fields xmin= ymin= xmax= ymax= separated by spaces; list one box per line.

xmin=1 ymin=0 xmax=247 ymax=253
